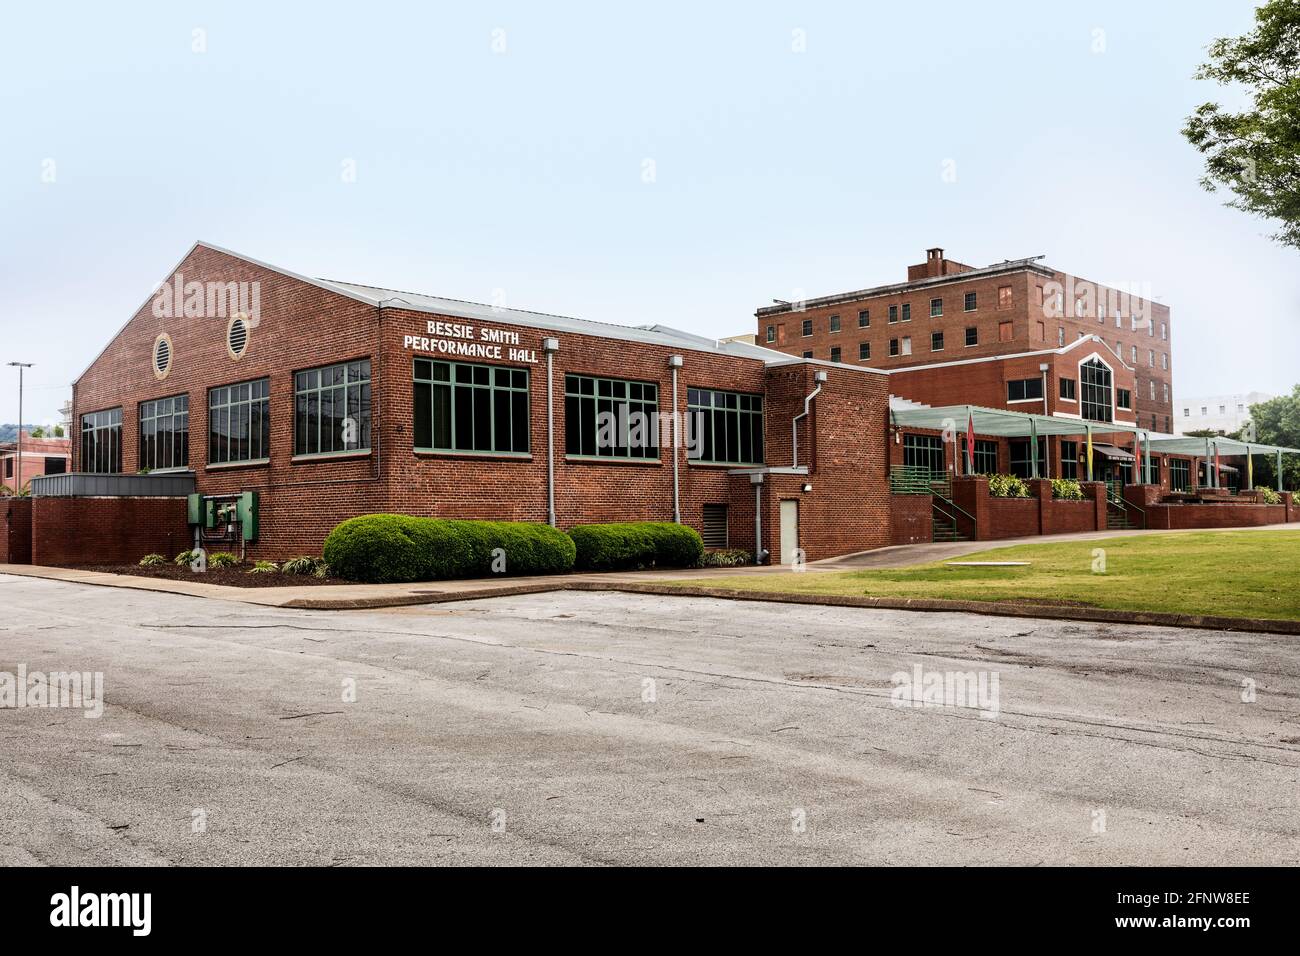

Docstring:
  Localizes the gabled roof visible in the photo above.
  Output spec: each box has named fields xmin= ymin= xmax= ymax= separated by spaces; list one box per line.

xmin=75 ymin=241 xmax=794 ymax=385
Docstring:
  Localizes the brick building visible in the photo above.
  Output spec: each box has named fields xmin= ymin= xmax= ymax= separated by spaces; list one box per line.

xmin=59 ymin=242 xmax=894 ymax=563
xmin=756 ymin=247 xmax=1177 ymax=486
xmin=2 ymin=241 xmax=1290 ymax=571
xmin=1 ymin=432 xmax=70 ymax=493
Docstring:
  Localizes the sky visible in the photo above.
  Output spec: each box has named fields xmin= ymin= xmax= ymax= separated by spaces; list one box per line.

xmin=2 ymin=0 xmax=1296 ymax=425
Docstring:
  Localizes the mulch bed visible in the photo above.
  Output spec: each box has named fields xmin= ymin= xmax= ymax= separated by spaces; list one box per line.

xmin=71 ymin=565 xmax=360 ymax=588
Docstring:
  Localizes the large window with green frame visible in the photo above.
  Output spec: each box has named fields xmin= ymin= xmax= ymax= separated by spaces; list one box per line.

xmin=139 ymin=395 xmax=189 ymax=471
xmin=1170 ymin=458 xmax=1190 ymax=492
xmin=80 ymin=408 xmax=122 ymax=474
xmin=208 ymin=379 xmax=270 ymax=465
xmin=413 ymin=358 xmax=530 ymax=455
xmin=686 ymin=388 xmax=763 ymax=465
xmin=294 ymin=359 xmax=371 ymax=456
xmin=903 ymin=434 xmax=944 ymax=475
xmin=564 ymin=374 xmax=659 ymax=459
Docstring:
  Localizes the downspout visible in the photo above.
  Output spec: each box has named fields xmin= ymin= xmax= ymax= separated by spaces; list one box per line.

xmin=792 ymin=371 xmax=827 ymax=469
xmin=752 ymin=474 xmax=764 ymax=565
xmin=1040 ymin=363 xmax=1050 ymax=479
xmin=1029 ymin=416 xmax=1039 ymax=479
xmin=544 ymin=338 xmax=560 ymax=526
xmin=669 ymin=355 xmax=683 ymax=522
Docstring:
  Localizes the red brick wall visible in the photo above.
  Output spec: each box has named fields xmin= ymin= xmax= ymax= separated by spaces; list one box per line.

xmin=1033 ymin=479 xmax=1101 ymax=535
xmin=890 ymin=495 xmax=932 ymax=545
xmin=0 ymin=498 xmax=32 ymax=564
xmin=1142 ymin=503 xmax=1290 ymax=531
xmin=32 ymin=497 xmax=191 ymax=567
xmin=952 ymin=476 xmax=1106 ymax=540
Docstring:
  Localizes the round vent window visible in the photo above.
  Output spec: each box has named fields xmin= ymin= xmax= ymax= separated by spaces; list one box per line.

xmin=227 ymin=315 xmax=250 ymax=359
xmin=152 ymin=333 xmax=173 ymax=380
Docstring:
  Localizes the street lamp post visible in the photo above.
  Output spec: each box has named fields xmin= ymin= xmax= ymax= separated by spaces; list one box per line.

xmin=7 ymin=362 xmax=33 ymax=494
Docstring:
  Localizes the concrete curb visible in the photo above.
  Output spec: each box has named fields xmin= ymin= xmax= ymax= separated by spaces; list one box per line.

xmin=279 ymin=582 xmax=564 ymax=610
xmin=5 ymin=563 xmax=1298 ymax=635
xmin=560 ymin=582 xmax=1300 ymax=636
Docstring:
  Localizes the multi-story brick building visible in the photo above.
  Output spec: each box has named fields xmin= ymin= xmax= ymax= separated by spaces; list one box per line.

xmin=757 ymin=247 xmax=1174 ymax=433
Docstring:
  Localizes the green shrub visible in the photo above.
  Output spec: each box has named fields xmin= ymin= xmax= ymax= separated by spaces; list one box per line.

xmin=987 ymin=474 xmax=1031 ymax=499
xmin=248 ymin=560 xmax=279 ymax=574
xmin=1256 ymin=486 xmax=1282 ymax=505
xmin=208 ymin=552 xmax=240 ymax=569
xmin=138 ymin=553 xmax=167 ymax=567
xmin=313 ymin=562 xmax=330 ymax=579
xmin=1051 ymin=478 xmax=1085 ymax=501
xmin=322 ymin=515 xmax=576 ymax=583
xmin=698 ymin=548 xmax=752 ymax=568
xmin=173 ymin=549 xmax=198 ymax=567
xmin=568 ymin=521 xmax=705 ymax=572
xmin=280 ymin=556 xmax=321 ymax=576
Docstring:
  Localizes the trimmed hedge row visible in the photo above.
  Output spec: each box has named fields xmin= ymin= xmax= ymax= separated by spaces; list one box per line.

xmin=322 ymin=515 xmax=576 ymax=583
xmin=323 ymin=516 xmax=706 ymax=582
xmin=568 ymin=521 xmax=704 ymax=572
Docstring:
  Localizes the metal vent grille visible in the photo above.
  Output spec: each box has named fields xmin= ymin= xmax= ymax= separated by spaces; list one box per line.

xmin=228 ymin=317 xmax=249 ymax=357
xmin=702 ymin=504 xmax=728 ymax=549
xmin=154 ymin=336 xmax=171 ymax=375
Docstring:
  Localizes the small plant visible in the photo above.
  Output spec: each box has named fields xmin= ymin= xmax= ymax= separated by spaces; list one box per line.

xmin=698 ymin=548 xmax=753 ymax=568
xmin=208 ymin=552 xmax=240 ymax=569
xmin=1256 ymin=486 xmax=1282 ymax=505
xmin=1051 ymin=478 xmax=1085 ymax=501
xmin=248 ymin=560 xmax=279 ymax=574
xmin=280 ymin=556 xmax=321 ymax=576
xmin=173 ymin=549 xmax=198 ymax=566
xmin=139 ymin=553 xmax=167 ymax=567
xmin=313 ymin=562 xmax=330 ymax=579
xmin=987 ymin=474 xmax=1031 ymax=498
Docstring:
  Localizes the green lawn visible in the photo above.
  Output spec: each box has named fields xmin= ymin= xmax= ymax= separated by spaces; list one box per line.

xmin=671 ymin=531 xmax=1300 ymax=621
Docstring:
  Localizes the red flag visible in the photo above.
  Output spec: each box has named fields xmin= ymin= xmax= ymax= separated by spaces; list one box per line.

xmin=966 ymin=411 xmax=975 ymax=474
xmin=1214 ymin=445 xmax=1221 ymax=487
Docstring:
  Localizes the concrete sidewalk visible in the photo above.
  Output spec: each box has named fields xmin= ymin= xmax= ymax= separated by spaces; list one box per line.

xmin=817 ymin=522 xmax=1300 ymax=569
xmin=0 ymin=562 xmax=788 ymax=609
xmin=2 ymin=522 xmax=1296 ymax=610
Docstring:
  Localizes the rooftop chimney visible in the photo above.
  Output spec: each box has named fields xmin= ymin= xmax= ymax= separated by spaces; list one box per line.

xmin=925 ymin=247 xmax=944 ymax=277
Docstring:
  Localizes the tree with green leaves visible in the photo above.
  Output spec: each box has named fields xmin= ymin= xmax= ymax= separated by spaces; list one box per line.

xmin=29 ymin=426 xmax=45 ymax=438
xmin=1183 ymin=1 xmax=1300 ymax=249
xmin=1248 ymin=385 xmax=1300 ymax=489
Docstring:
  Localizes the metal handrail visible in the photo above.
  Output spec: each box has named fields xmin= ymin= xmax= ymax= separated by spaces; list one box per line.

xmin=932 ymin=488 xmax=977 ymax=539
xmin=1105 ymin=485 xmax=1146 ymax=527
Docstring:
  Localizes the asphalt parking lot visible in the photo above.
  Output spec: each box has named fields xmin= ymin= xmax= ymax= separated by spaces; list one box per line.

xmin=1 ymin=572 xmax=1297 ymax=865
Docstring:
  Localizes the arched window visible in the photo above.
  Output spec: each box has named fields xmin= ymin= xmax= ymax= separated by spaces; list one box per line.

xmin=1080 ymin=358 xmax=1113 ymax=423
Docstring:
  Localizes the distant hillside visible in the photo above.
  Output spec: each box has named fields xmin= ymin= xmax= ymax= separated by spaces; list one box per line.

xmin=0 ymin=424 xmax=39 ymax=442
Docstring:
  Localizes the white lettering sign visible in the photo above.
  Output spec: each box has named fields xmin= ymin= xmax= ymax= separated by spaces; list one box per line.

xmin=402 ymin=321 xmax=539 ymax=363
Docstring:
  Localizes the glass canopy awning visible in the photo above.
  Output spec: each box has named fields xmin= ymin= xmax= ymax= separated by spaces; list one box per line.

xmin=888 ymin=402 xmax=1298 ymax=490
xmin=889 ymin=403 xmax=1148 ymax=438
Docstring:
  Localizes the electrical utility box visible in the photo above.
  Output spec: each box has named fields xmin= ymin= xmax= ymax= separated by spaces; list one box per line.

xmin=186 ymin=491 xmax=259 ymax=542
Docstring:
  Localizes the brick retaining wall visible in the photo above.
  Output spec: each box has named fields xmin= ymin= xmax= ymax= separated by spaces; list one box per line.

xmin=0 ymin=497 xmax=32 ymax=564
xmin=31 ymin=497 xmax=192 ymax=567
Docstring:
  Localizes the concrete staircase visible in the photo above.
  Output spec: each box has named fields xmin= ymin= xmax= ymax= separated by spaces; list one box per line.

xmin=932 ymin=507 xmax=970 ymax=542
xmin=1106 ymin=502 xmax=1137 ymax=530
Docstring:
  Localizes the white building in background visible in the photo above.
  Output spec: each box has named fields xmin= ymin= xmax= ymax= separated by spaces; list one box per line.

xmin=1175 ymin=391 xmax=1275 ymax=436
